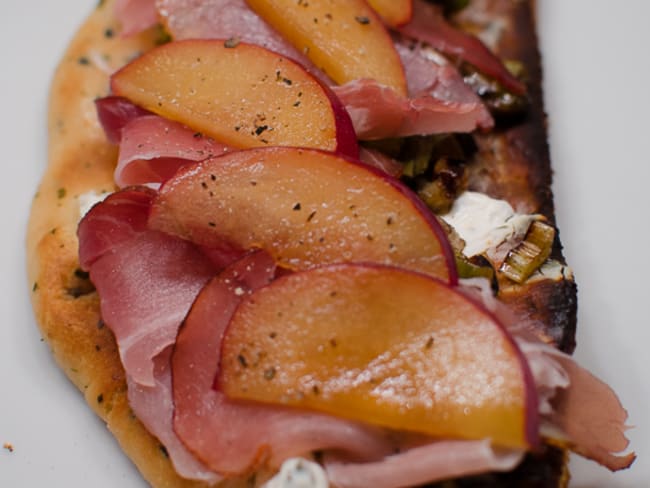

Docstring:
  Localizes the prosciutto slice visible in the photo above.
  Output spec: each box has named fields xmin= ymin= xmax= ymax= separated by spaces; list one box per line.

xmin=116 ymin=115 xmax=231 ymax=187
xmin=332 ymin=38 xmax=493 ymax=139
xmin=156 ymin=0 xmax=328 ymax=81
xmin=127 ymin=348 xmax=220 ymax=483
xmin=400 ymin=0 xmax=525 ymax=95
xmin=95 ymin=96 xmax=151 ymax=145
xmin=523 ymin=342 xmax=636 ymax=471
xmin=325 ymin=440 xmax=522 ymax=488
xmin=460 ymin=279 xmax=635 ymax=471
xmin=78 ymin=188 xmax=219 ymax=386
xmin=333 ymin=77 xmax=491 ymax=139
xmin=78 ymin=188 xmax=155 ymax=268
xmin=96 ymin=97 xmax=232 ymax=187
xmin=158 ymin=0 xmax=294 ymax=54
xmin=172 ymin=253 xmax=396 ymax=476
xmin=358 ymin=147 xmax=403 ymax=178
xmin=115 ymin=0 xmax=159 ymax=37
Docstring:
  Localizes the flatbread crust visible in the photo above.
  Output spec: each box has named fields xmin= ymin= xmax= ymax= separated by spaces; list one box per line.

xmin=26 ymin=0 xmax=573 ymax=486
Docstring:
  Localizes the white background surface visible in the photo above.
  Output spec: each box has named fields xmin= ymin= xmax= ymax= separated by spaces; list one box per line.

xmin=1 ymin=0 xmax=647 ymax=486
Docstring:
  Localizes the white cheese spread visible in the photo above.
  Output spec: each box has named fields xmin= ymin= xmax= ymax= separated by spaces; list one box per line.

xmin=78 ymin=190 xmax=112 ymax=221
xmin=527 ymin=259 xmax=574 ymax=283
xmin=263 ymin=458 xmax=329 ymax=488
xmin=441 ymin=191 xmax=536 ymax=258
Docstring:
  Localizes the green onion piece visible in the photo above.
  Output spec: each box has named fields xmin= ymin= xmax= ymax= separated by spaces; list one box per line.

xmin=504 ymin=59 xmax=526 ymax=79
xmin=402 ymin=138 xmax=436 ymax=178
xmin=500 ymin=221 xmax=556 ymax=283
xmin=455 ymin=252 xmax=495 ymax=281
xmin=415 ymin=156 xmax=466 ymax=214
xmin=417 ymin=179 xmax=454 ymax=214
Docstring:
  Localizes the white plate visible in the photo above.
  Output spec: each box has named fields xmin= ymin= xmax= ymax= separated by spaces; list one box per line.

xmin=1 ymin=0 xmax=647 ymax=486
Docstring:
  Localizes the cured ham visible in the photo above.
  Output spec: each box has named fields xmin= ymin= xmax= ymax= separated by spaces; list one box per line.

xmin=358 ymin=147 xmax=403 ymax=178
xmin=115 ymin=115 xmax=231 ymax=187
xmin=96 ymin=97 xmax=232 ymax=187
xmin=172 ymin=253 xmax=396 ymax=475
xmin=332 ymin=39 xmax=493 ymax=139
xmin=400 ymin=0 xmax=526 ymax=95
xmin=333 ymin=78 xmax=492 ymax=139
xmin=156 ymin=0 xmax=329 ymax=82
xmin=78 ymin=188 xmax=218 ymax=386
xmin=115 ymin=0 xmax=159 ymax=37
xmin=525 ymin=343 xmax=636 ymax=471
xmin=325 ymin=440 xmax=522 ymax=488
xmin=88 ymin=232 xmax=215 ymax=387
xmin=126 ymin=348 xmax=221 ymax=483
xmin=158 ymin=0 xmax=297 ymax=56
xmin=78 ymin=187 xmax=155 ymax=267
xmin=95 ymin=96 xmax=151 ymax=145
xmin=461 ymin=279 xmax=635 ymax=470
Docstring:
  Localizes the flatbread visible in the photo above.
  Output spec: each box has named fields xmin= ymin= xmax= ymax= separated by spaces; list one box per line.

xmin=27 ymin=0 xmax=573 ymax=486
xmin=26 ymin=3 xmax=213 ymax=486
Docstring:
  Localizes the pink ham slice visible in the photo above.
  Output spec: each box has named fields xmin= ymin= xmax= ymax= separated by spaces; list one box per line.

xmin=400 ymin=0 xmax=526 ymax=95
xmin=358 ymin=147 xmax=403 ymax=178
xmin=522 ymin=342 xmax=636 ymax=471
xmin=95 ymin=96 xmax=151 ymax=145
xmin=157 ymin=0 xmax=298 ymax=56
xmin=127 ymin=347 xmax=221 ymax=483
xmin=78 ymin=188 xmax=155 ymax=268
xmin=116 ymin=115 xmax=231 ymax=187
xmin=115 ymin=0 xmax=159 ymax=37
xmin=96 ymin=97 xmax=232 ymax=187
xmin=87 ymin=232 xmax=216 ymax=387
xmin=460 ymin=279 xmax=635 ymax=471
xmin=333 ymin=37 xmax=494 ymax=140
xmin=78 ymin=187 xmax=219 ymax=386
xmin=172 ymin=252 xmax=396 ymax=476
xmin=332 ymin=40 xmax=493 ymax=139
xmin=333 ymin=77 xmax=492 ymax=139
xmin=325 ymin=440 xmax=522 ymax=488
xmin=156 ymin=0 xmax=329 ymax=83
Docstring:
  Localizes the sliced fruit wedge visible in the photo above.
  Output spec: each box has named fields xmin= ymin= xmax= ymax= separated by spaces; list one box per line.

xmin=149 ymin=147 xmax=456 ymax=282
xmin=367 ymin=0 xmax=413 ymax=28
xmin=217 ymin=264 xmax=538 ymax=449
xmin=111 ymin=39 xmax=358 ymax=157
xmin=246 ymin=0 xmax=407 ymax=96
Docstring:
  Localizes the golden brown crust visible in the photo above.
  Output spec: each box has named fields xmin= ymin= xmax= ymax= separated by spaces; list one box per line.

xmin=460 ymin=0 xmax=577 ymax=355
xmin=28 ymin=0 xmax=575 ymax=487
xmin=27 ymin=2 xmax=210 ymax=486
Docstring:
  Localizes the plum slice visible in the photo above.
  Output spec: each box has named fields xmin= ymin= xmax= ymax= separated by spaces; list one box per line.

xmin=111 ymin=39 xmax=358 ymax=157
xmin=149 ymin=147 xmax=456 ymax=282
xmin=218 ymin=264 xmax=538 ymax=449
xmin=367 ymin=0 xmax=413 ymax=28
xmin=245 ymin=0 xmax=407 ymax=96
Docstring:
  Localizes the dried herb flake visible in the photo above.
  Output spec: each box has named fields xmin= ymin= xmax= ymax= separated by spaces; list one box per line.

xmin=224 ymin=37 xmax=240 ymax=48
xmin=264 ymin=367 xmax=276 ymax=380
